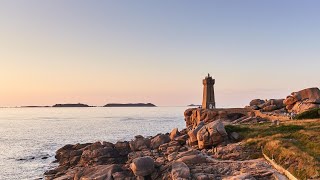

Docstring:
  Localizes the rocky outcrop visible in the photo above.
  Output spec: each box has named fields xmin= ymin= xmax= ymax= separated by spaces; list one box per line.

xmin=284 ymin=87 xmax=320 ymax=114
xmin=45 ymin=141 xmax=133 ymax=179
xmin=247 ymin=87 xmax=320 ymax=115
xmin=45 ymin=107 xmax=287 ymax=180
xmin=247 ymin=99 xmax=285 ymax=112
xmin=184 ymin=108 xmax=220 ymax=129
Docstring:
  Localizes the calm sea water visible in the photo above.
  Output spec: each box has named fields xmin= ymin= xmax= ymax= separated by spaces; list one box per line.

xmin=0 ymin=107 xmax=187 ymax=180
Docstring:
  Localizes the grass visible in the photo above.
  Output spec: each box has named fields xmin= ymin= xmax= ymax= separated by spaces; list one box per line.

xmin=226 ymin=120 xmax=320 ymax=179
xmin=295 ymin=108 xmax=320 ymax=120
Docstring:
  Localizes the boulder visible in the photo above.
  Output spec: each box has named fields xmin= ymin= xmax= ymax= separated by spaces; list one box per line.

xmin=55 ymin=143 xmax=91 ymax=166
xmin=92 ymin=147 xmax=119 ymax=158
xmin=68 ymin=141 xmax=132 ymax=166
xmin=291 ymin=102 xmax=320 ymax=114
xmin=226 ymin=173 xmax=256 ymax=180
xmin=305 ymin=98 xmax=320 ymax=104
xmin=158 ymin=140 xmax=183 ymax=155
xmin=207 ymin=120 xmax=227 ymax=143
xmin=286 ymin=104 xmax=294 ymax=110
xmin=256 ymin=99 xmax=284 ymax=112
xmin=176 ymin=153 xmax=207 ymax=164
xmin=198 ymin=109 xmax=208 ymax=123
xmin=167 ymin=152 xmax=179 ymax=161
xmin=284 ymin=88 xmax=320 ymax=111
xmin=170 ymin=128 xmax=180 ymax=140
xmin=85 ymin=142 xmax=105 ymax=151
xmin=257 ymin=103 xmax=267 ymax=109
xmin=197 ymin=126 xmax=210 ymax=149
xmin=270 ymin=99 xmax=285 ymax=109
xmin=293 ymin=87 xmax=320 ymax=101
xmin=129 ymin=135 xmax=151 ymax=151
xmin=102 ymin=141 xmax=115 ymax=148
xmin=130 ymin=156 xmax=155 ymax=177
xmin=283 ymin=96 xmax=298 ymax=106
xmin=168 ymin=149 xmax=199 ymax=161
xmin=171 ymin=162 xmax=190 ymax=180
xmin=75 ymin=164 xmax=122 ymax=180
xmin=175 ymin=134 xmax=188 ymax=145
xmin=184 ymin=108 xmax=196 ymax=127
xmin=262 ymin=105 xmax=278 ymax=112
xmin=249 ymin=99 xmax=265 ymax=106
xmin=284 ymin=88 xmax=320 ymax=113
xmin=49 ymin=167 xmax=80 ymax=180
xmin=184 ymin=108 xmax=195 ymax=117
xmin=166 ymin=145 xmax=181 ymax=154
xmin=127 ymin=150 xmax=148 ymax=163
xmin=44 ymin=165 xmax=69 ymax=177
xmin=150 ymin=134 xmax=170 ymax=149
xmin=197 ymin=120 xmax=227 ymax=149
xmin=250 ymin=105 xmax=260 ymax=110
xmin=80 ymin=146 xmax=120 ymax=165
xmin=115 ymin=141 xmax=131 ymax=156
xmin=230 ymin=132 xmax=240 ymax=141
xmin=187 ymin=121 xmax=205 ymax=144
xmin=184 ymin=108 xmax=220 ymax=128
xmin=201 ymin=109 xmax=218 ymax=123
xmin=111 ymin=171 xmax=134 ymax=179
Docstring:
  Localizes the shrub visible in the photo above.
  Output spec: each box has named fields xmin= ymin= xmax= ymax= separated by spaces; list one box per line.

xmin=224 ymin=125 xmax=250 ymax=134
xmin=295 ymin=108 xmax=320 ymax=120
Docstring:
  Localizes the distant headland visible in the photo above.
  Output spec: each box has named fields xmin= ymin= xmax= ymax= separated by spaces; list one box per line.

xmin=52 ymin=103 xmax=91 ymax=107
xmin=103 ymin=103 xmax=156 ymax=107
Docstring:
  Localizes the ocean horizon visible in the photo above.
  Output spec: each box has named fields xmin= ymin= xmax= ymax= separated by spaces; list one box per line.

xmin=0 ymin=107 xmax=186 ymax=180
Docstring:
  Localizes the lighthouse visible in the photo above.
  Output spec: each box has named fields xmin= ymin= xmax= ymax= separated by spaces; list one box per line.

xmin=202 ymin=73 xmax=216 ymax=109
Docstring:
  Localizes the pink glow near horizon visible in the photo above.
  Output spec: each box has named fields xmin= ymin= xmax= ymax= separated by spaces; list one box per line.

xmin=1 ymin=1 xmax=319 ymax=107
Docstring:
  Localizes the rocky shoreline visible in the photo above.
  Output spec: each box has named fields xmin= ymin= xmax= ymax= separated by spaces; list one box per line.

xmin=44 ymin=109 xmax=286 ymax=180
xmin=44 ymin=87 xmax=320 ymax=180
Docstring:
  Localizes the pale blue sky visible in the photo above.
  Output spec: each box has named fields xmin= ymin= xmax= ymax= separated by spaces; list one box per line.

xmin=0 ymin=1 xmax=319 ymax=107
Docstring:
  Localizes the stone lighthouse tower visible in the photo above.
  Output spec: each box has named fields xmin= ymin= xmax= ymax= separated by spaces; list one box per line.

xmin=202 ymin=73 xmax=216 ymax=109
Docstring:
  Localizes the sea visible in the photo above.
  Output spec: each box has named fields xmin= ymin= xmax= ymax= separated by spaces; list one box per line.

xmin=0 ymin=107 xmax=187 ymax=180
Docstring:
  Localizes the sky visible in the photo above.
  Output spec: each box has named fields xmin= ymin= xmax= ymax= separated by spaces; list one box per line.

xmin=0 ymin=1 xmax=319 ymax=107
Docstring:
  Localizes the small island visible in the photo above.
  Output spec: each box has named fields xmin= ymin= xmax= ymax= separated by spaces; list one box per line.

xmin=187 ymin=104 xmax=201 ymax=107
xmin=52 ymin=103 xmax=90 ymax=107
xmin=103 ymin=103 xmax=156 ymax=107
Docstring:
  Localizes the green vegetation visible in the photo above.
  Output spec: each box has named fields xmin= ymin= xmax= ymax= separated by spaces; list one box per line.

xmin=295 ymin=108 xmax=320 ymax=120
xmin=225 ymin=124 xmax=250 ymax=134
xmin=227 ymin=120 xmax=320 ymax=179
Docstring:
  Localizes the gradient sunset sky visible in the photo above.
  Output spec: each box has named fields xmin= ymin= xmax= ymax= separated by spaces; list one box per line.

xmin=1 ymin=1 xmax=319 ymax=107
